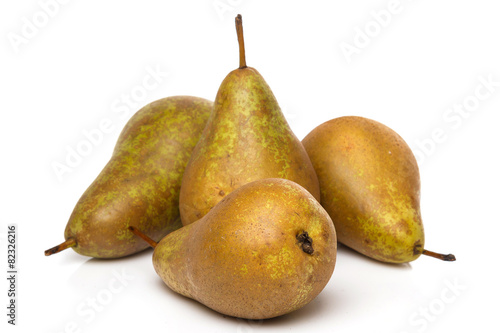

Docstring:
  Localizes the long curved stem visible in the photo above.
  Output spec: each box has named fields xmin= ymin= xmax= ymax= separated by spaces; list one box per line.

xmin=235 ymin=14 xmax=247 ymax=69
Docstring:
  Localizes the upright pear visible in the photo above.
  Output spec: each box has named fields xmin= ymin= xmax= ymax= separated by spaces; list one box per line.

xmin=302 ymin=116 xmax=455 ymax=263
xmin=45 ymin=96 xmax=212 ymax=258
xmin=179 ymin=15 xmax=320 ymax=225
xmin=132 ymin=178 xmax=336 ymax=319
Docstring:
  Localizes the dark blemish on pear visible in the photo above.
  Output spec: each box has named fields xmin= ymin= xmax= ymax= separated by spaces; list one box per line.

xmin=297 ymin=231 xmax=314 ymax=255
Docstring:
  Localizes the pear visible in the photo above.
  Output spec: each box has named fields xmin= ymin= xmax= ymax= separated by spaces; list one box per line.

xmin=179 ymin=15 xmax=320 ymax=225
xmin=302 ymin=116 xmax=455 ymax=263
xmin=45 ymin=96 xmax=212 ymax=258
xmin=131 ymin=178 xmax=336 ymax=320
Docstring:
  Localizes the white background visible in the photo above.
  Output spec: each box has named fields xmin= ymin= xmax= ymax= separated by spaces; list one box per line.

xmin=1 ymin=1 xmax=499 ymax=332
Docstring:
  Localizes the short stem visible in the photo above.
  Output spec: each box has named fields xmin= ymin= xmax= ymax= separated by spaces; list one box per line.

xmin=129 ymin=226 xmax=157 ymax=248
xmin=422 ymin=249 xmax=456 ymax=261
xmin=235 ymin=14 xmax=247 ymax=69
xmin=45 ymin=237 xmax=77 ymax=256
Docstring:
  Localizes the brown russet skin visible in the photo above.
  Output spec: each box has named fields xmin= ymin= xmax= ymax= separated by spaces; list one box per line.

xmin=179 ymin=16 xmax=319 ymax=225
xmin=154 ymin=178 xmax=336 ymax=319
xmin=302 ymin=116 xmax=425 ymax=263
xmin=46 ymin=96 xmax=212 ymax=258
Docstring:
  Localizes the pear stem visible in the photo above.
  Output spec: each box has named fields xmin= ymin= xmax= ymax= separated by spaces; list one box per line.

xmin=44 ymin=237 xmax=77 ymax=256
xmin=128 ymin=226 xmax=157 ymax=248
xmin=235 ymin=14 xmax=247 ymax=69
xmin=422 ymin=249 xmax=456 ymax=261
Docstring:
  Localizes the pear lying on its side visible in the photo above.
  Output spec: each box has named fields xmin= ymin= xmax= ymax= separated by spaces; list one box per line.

xmin=302 ymin=116 xmax=455 ymax=264
xmin=45 ymin=96 xmax=212 ymax=258
xmin=133 ymin=178 xmax=336 ymax=319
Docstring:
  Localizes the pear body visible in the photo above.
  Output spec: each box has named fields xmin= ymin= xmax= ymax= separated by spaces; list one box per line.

xmin=302 ymin=116 xmax=424 ymax=263
xmin=179 ymin=68 xmax=320 ymax=225
xmin=62 ymin=96 xmax=212 ymax=258
xmin=154 ymin=178 xmax=336 ymax=319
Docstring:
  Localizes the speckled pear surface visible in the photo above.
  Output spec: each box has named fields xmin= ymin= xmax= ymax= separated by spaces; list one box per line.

xmin=154 ymin=178 xmax=336 ymax=319
xmin=179 ymin=66 xmax=320 ymax=225
xmin=302 ymin=116 xmax=425 ymax=263
xmin=47 ymin=96 xmax=212 ymax=258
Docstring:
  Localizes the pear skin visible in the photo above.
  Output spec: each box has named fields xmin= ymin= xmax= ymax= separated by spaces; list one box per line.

xmin=179 ymin=15 xmax=319 ymax=225
xmin=45 ymin=96 xmax=212 ymax=258
xmin=153 ymin=178 xmax=336 ymax=319
xmin=302 ymin=116 xmax=455 ymax=263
